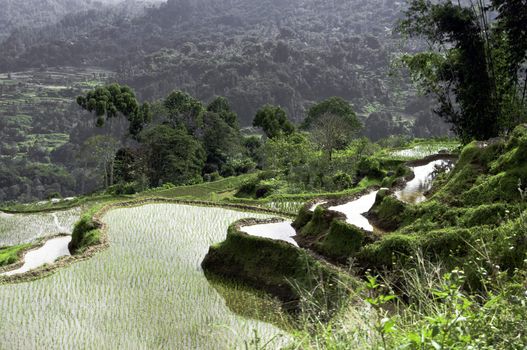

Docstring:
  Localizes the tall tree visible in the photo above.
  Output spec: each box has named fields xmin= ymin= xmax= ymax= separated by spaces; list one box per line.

xmin=164 ymin=90 xmax=205 ymax=135
xmin=399 ymin=0 xmax=527 ymax=142
xmin=81 ymin=135 xmax=120 ymax=189
xmin=207 ymin=96 xmax=239 ymax=129
xmin=302 ymin=97 xmax=360 ymax=130
xmin=311 ymin=113 xmax=362 ymax=160
xmin=139 ymin=124 xmax=206 ymax=186
xmin=253 ymin=105 xmax=295 ymax=139
xmin=303 ymin=98 xmax=362 ymax=159
xmin=202 ymin=111 xmax=242 ymax=174
xmin=76 ymin=84 xmax=151 ymax=137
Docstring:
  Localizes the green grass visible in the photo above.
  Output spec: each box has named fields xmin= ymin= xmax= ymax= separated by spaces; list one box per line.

xmin=0 ymin=244 xmax=31 ymax=267
xmin=0 ymin=208 xmax=80 ymax=246
xmin=145 ymin=173 xmax=258 ymax=200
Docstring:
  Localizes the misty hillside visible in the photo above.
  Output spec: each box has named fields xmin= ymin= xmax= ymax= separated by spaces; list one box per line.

xmin=0 ymin=0 xmax=444 ymax=132
xmin=0 ymin=0 xmax=161 ymax=42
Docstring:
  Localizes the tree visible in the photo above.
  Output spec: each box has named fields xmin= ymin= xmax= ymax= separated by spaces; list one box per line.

xmin=164 ymin=90 xmax=205 ymax=134
xmin=399 ymin=0 xmax=527 ymax=142
xmin=202 ymin=111 xmax=242 ymax=174
xmin=139 ymin=124 xmax=206 ymax=186
xmin=310 ymin=113 xmax=362 ymax=160
xmin=302 ymin=97 xmax=362 ymax=159
xmin=76 ymin=84 xmax=151 ymax=136
xmin=207 ymin=96 xmax=239 ymax=129
xmin=263 ymin=132 xmax=313 ymax=171
xmin=253 ymin=105 xmax=294 ymax=139
xmin=81 ymin=135 xmax=120 ymax=189
xmin=302 ymin=97 xmax=361 ymax=130
xmin=113 ymin=147 xmax=147 ymax=185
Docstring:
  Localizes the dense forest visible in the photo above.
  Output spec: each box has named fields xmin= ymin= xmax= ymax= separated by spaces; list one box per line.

xmin=0 ymin=0 xmax=449 ymax=129
xmin=0 ymin=0 xmax=159 ymax=42
xmin=0 ymin=0 xmax=455 ymax=203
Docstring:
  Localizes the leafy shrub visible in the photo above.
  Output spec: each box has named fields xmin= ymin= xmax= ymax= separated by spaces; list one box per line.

xmin=318 ymin=220 xmax=365 ymax=259
xmin=69 ymin=213 xmax=101 ymax=253
xmin=331 ymin=171 xmax=354 ymax=191
xmin=357 ymin=157 xmax=386 ymax=179
xmin=358 ymin=234 xmax=418 ymax=270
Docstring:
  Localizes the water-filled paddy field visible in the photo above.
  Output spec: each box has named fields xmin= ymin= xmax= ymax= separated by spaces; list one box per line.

xmin=0 ymin=204 xmax=287 ymax=349
xmin=0 ymin=207 xmax=81 ymax=246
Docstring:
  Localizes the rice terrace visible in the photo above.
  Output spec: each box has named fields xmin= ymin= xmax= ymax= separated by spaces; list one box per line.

xmin=1 ymin=0 xmax=527 ymax=349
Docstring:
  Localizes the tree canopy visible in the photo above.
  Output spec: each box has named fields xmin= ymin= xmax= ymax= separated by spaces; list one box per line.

xmin=253 ymin=105 xmax=295 ymax=139
xmin=399 ymin=0 xmax=527 ymax=142
xmin=139 ymin=124 xmax=206 ymax=187
xmin=76 ymin=83 xmax=152 ymax=136
xmin=302 ymin=97 xmax=361 ymax=131
xmin=164 ymin=90 xmax=205 ymax=134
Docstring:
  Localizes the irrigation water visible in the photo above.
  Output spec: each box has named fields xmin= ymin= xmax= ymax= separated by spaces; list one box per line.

xmin=0 ymin=204 xmax=288 ymax=349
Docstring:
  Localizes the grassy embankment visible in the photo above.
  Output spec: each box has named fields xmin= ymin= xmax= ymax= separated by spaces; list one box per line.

xmin=289 ymin=125 xmax=527 ymax=348
xmin=0 ymin=244 xmax=31 ymax=267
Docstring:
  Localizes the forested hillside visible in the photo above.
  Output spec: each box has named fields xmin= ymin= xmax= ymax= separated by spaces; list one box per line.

xmin=0 ymin=0 xmax=448 ymax=133
xmin=0 ymin=0 xmax=160 ymax=42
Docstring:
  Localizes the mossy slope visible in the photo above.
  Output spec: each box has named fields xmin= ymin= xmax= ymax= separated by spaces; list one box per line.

xmin=202 ymin=220 xmax=349 ymax=311
xmin=358 ymin=125 xmax=527 ymax=279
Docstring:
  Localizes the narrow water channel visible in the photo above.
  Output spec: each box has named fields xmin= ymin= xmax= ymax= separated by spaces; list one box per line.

xmin=328 ymin=190 xmax=380 ymax=232
xmin=240 ymin=221 xmax=298 ymax=247
xmin=240 ymin=157 xmax=453 ymax=242
xmin=395 ymin=159 xmax=453 ymax=204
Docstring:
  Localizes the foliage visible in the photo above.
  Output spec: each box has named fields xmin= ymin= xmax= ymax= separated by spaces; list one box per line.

xmin=206 ymin=96 xmax=239 ymax=129
xmin=302 ymin=97 xmax=361 ymax=131
xmin=399 ymin=0 xmax=527 ymax=142
xmin=253 ymin=105 xmax=294 ymax=139
xmin=0 ymin=0 xmax=428 ymax=131
xmin=76 ymin=83 xmax=152 ymax=136
xmin=139 ymin=124 xmax=206 ymax=187
xmin=163 ymin=90 xmax=205 ymax=133
xmin=0 ymin=243 xmax=31 ymax=267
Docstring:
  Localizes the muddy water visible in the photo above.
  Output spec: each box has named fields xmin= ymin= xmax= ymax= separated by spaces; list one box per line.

xmin=395 ymin=159 xmax=453 ymax=204
xmin=328 ymin=191 xmax=380 ymax=232
xmin=240 ymin=221 xmax=299 ymax=247
xmin=2 ymin=236 xmax=71 ymax=276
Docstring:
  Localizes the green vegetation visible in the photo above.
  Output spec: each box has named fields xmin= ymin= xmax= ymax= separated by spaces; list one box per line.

xmin=290 ymin=124 xmax=527 ymax=348
xmin=399 ymin=0 xmax=527 ymax=142
xmin=367 ymin=189 xmax=407 ymax=231
xmin=316 ymin=220 xmax=365 ymax=260
xmin=0 ymin=0 xmax=526 ymax=348
xmin=0 ymin=68 xmax=109 ymax=203
xmin=69 ymin=209 xmax=102 ymax=254
xmin=0 ymin=243 xmax=31 ymax=267
xmin=253 ymin=105 xmax=294 ymax=139
xmin=202 ymin=219 xmax=351 ymax=313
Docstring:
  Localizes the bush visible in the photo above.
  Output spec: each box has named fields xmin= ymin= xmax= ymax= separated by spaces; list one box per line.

xmin=460 ymin=203 xmax=508 ymax=227
xmin=358 ymin=234 xmax=418 ymax=270
xmin=107 ymin=182 xmax=142 ymax=195
xmin=357 ymin=157 xmax=386 ymax=179
xmin=332 ymin=171 xmax=354 ymax=191
xmin=317 ymin=220 xmax=365 ymax=259
xmin=69 ymin=213 xmax=101 ymax=254
xmin=420 ymin=228 xmax=472 ymax=260
xmin=368 ymin=192 xmax=407 ymax=231
xmin=300 ymin=206 xmax=335 ymax=237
